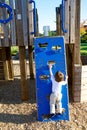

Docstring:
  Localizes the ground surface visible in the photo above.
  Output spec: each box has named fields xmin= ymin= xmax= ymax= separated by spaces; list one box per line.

xmin=0 ymin=63 xmax=87 ymax=130
xmin=0 ymin=79 xmax=87 ymax=130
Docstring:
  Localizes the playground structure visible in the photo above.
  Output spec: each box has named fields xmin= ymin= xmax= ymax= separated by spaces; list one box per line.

xmin=56 ymin=0 xmax=87 ymax=102
xmin=0 ymin=0 xmax=38 ymax=101
xmin=34 ymin=36 xmax=70 ymax=121
xmin=0 ymin=0 xmax=87 ymax=103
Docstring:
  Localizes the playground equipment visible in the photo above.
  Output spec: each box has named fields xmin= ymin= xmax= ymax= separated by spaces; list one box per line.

xmin=34 ymin=0 xmax=70 ymax=121
xmin=0 ymin=0 xmax=38 ymax=100
xmin=0 ymin=0 xmax=86 ymax=114
xmin=34 ymin=36 xmax=70 ymax=121
xmin=56 ymin=0 xmax=81 ymax=102
xmin=0 ymin=2 xmax=13 ymax=24
xmin=29 ymin=0 xmax=37 ymax=35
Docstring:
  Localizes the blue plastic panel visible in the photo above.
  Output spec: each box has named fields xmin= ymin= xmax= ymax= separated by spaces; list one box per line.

xmin=34 ymin=36 xmax=70 ymax=122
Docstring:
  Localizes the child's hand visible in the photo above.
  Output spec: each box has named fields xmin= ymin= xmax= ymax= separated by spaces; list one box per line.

xmin=66 ymin=75 xmax=68 ymax=79
xmin=48 ymin=64 xmax=52 ymax=68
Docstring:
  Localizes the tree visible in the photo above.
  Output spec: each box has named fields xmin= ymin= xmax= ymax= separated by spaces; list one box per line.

xmin=49 ymin=31 xmax=56 ymax=36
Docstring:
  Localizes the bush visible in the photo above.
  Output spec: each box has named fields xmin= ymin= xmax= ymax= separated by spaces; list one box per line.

xmin=11 ymin=46 xmax=19 ymax=56
xmin=81 ymin=33 xmax=87 ymax=43
xmin=80 ymin=43 xmax=87 ymax=56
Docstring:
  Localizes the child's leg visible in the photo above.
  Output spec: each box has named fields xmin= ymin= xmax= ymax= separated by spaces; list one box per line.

xmin=56 ymin=94 xmax=63 ymax=113
xmin=50 ymin=93 xmax=56 ymax=114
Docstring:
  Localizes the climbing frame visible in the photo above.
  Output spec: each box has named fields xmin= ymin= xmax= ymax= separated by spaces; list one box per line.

xmin=34 ymin=36 xmax=70 ymax=122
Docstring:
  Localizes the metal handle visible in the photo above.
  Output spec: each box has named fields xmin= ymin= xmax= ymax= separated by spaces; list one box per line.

xmin=62 ymin=0 xmax=68 ymax=33
xmin=0 ymin=3 xmax=13 ymax=24
xmin=29 ymin=0 xmax=36 ymax=35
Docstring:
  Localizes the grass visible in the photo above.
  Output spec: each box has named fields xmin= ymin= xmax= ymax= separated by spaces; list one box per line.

xmin=80 ymin=43 xmax=87 ymax=56
xmin=11 ymin=46 xmax=19 ymax=56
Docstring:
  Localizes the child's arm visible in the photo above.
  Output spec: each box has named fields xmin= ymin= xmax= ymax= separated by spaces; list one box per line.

xmin=62 ymin=75 xmax=68 ymax=85
xmin=48 ymin=64 xmax=53 ymax=76
xmin=66 ymin=76 xmax=68 ymax=81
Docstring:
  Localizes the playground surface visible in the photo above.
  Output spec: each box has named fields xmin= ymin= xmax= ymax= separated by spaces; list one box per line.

xmin=0 ymin=65 xmax=87 ymax=130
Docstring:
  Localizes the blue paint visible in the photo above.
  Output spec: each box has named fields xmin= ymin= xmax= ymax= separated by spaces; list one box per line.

xmin=0 ymin=3 xmax=13 ymax=24
xmin=34 ymin=36 xmax=70 ymax=122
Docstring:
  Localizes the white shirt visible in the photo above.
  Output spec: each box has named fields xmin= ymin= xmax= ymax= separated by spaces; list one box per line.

xmin=49 ymin=66 xmax=67 ymax=95
xmin=51 ymin=76 xmax=67 ymax=94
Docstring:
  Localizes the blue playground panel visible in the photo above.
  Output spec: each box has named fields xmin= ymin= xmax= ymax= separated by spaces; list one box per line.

xmin=34 ymin=36 xmax=70 ymax=122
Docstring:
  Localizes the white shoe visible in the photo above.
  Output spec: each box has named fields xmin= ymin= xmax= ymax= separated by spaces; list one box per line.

xmin=57 ymin=108 xmax=65 ymax=114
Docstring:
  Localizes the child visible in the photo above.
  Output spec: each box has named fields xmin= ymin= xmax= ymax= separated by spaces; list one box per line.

xmin=48 ymin=63 xmax=68 ymax=117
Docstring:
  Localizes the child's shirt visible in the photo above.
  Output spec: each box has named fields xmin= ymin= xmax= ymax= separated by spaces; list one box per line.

xmin=51 ymin=75 xmax=67 ymax=94
xmin=49 ymin=66 xmax=67 ymax=95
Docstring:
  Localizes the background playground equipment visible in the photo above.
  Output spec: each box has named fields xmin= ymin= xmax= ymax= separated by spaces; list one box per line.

xmin=0 ymin=0 xmax=38 ymax=101
xmin=0 ymin=0 xmax=87 ymax=105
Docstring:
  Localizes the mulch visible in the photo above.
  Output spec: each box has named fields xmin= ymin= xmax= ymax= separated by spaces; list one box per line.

xmin=0 ymin=78 xmax=87 ymax=130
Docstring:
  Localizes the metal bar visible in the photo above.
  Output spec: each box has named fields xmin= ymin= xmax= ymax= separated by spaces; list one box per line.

xmin=62 ymin=0 xmax=68 ymax=33
xmin=1 ymin=0 xmax=9 ymax=46
xmin=29 ymin=0 xmax=36 ymax=35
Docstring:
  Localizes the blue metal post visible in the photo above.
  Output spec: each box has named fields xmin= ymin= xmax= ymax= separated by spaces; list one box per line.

xmin=62 ymin=0 xmax=68 ymax=33
xmin=29 ymin=0 xmax=37 ymax=35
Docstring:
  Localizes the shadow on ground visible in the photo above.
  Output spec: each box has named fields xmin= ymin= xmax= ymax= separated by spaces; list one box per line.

xmin=0 ymin=111 xmax=37 ymax=124
xmin=0 ymin=78 xmax=36 ymax=104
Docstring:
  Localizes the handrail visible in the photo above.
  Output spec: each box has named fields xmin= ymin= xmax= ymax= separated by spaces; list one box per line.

xmin=29 ymin=0 xmax=37 ymax=35
xmin=0 ymin=2 xmax=13 ymax=24
xmin=62 ymin=0 xmax=68 ymax=33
